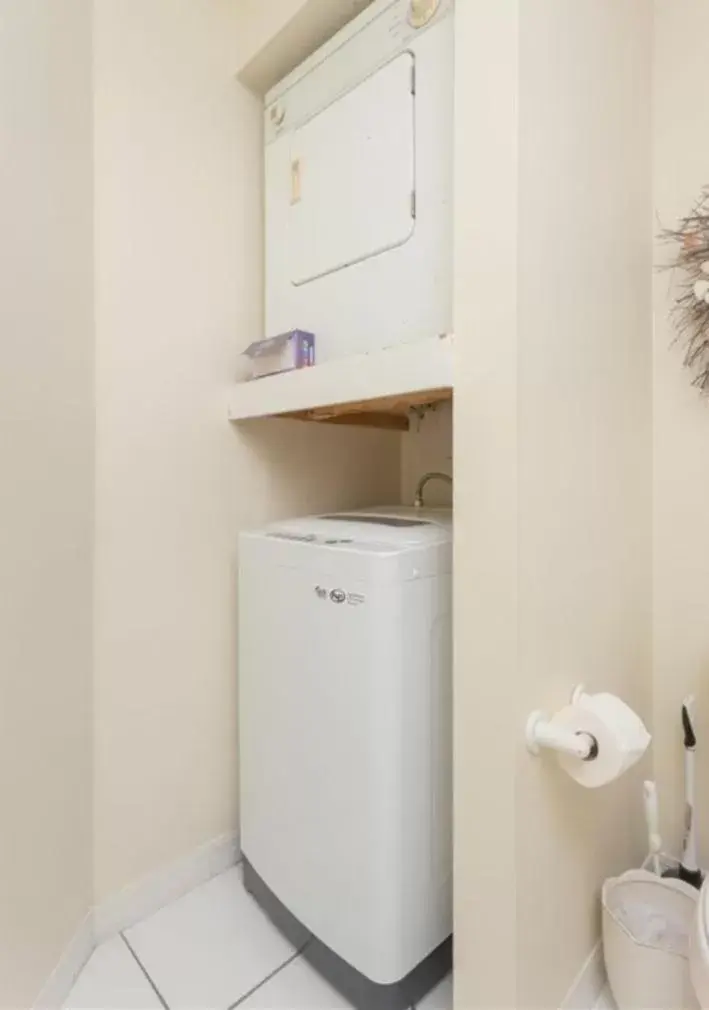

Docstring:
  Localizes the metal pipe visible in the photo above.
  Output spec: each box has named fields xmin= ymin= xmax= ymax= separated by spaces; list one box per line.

xmin=414 ymin=471 xmax=453 ymax=508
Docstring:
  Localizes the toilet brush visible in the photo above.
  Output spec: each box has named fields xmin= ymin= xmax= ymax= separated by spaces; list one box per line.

xmin=679 ymin=696 xmax=703 ymax=887
xmin=663 ymin=696 xmax=704 ymax=889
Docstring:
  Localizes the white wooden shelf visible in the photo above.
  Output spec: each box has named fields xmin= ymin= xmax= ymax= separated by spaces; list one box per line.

xmin=228 ymin=334 xmax=453 ymax=431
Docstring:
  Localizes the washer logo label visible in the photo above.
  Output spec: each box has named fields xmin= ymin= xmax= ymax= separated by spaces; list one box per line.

xmin=315 ymin=587 xmax=365 ymax=606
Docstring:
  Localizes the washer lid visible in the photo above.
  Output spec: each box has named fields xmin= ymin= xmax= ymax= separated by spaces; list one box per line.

xmin=260 ymin=508 xmax=451 ymax=549
xmin=357 ymin=505 xmax=453 ymax=532
xmin=319 ymin=514 xmax=429 ymax=528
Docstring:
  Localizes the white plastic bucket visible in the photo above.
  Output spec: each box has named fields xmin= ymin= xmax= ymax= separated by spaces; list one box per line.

xmin=602 ymin=869 xmax=699 ymax=1010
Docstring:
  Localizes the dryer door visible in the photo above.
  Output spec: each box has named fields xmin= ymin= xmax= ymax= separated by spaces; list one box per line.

xmin=289 ymin=51 xmax=416 ymax=286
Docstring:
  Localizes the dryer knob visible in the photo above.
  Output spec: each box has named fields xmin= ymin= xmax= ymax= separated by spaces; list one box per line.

xmin=270 ymin=104 xmax=286 ymax=128
xmin=408 ymin=0 xmax=440 ymax=28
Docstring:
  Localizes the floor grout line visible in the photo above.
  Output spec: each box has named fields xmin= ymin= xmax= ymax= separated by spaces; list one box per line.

xmin=227 ymin=942 xmax=310 ymax=1010
xmin=120 ymin=932 xmax=171 ymax=1010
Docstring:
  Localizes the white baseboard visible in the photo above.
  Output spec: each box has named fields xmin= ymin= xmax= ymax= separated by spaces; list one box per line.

xmin=93 ymin=830 xmax=240 ymax=942
xmin=34 ymin=832 xmax=240 ymax=1008
xmin=34 ymin=912 xmax=95 ymax=1010
xmin=560 ymin=942 xmax=606 ymax=1010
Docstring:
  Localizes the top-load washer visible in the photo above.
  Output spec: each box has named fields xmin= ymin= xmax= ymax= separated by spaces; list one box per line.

xmin=264 ymin=0 xmax=454 ymax=363
xmin=238 ymin=507 xmax=453 ymax=1010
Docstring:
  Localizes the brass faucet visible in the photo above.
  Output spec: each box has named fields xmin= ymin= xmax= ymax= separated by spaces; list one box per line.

xmin=413 ymin=472 xmax=453 ymax=508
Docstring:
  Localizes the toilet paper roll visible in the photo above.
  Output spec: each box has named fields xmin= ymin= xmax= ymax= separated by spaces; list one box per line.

xmin=551 ymin=694 xmax=651 ymax=788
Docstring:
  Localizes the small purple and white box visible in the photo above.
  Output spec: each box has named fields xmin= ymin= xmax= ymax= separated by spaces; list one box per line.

xmin=242 ymin=329 xmax=315 ymax=380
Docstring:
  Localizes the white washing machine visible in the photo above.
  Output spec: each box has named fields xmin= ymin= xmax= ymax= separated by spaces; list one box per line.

xmin=238 ymin=507 xmax=452 ymax=1010
xmin=264 ymin=0 xmax=454 ymax=363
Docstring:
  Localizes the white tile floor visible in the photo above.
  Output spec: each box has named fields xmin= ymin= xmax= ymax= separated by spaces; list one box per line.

xmin=64 ymin=865 xmax=452 ymax=1010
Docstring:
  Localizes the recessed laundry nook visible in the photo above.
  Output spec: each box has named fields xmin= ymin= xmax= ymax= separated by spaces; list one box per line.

xmin=4 ymin=1 xmax=698 ymax=1010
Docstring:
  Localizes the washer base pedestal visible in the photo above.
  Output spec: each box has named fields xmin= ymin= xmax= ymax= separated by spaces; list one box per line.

xmin=242 ymin=857 xmax=452 ymax=1010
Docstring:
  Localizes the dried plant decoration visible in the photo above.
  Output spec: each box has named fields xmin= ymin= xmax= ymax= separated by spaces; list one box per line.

xmin=660 ymin=188 xmax=709 ymax=394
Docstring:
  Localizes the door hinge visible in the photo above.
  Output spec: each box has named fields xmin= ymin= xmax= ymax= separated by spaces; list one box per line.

xmin=411 ymin=189 xmax=417 ymax=219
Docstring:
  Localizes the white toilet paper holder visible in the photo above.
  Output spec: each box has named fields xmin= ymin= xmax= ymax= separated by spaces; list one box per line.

xmin=526 ymin=684 xmax=599 ymax=761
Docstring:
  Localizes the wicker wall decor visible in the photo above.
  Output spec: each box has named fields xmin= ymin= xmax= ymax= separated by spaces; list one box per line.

xmin=660 ymin=189 xmax=709 ymax=394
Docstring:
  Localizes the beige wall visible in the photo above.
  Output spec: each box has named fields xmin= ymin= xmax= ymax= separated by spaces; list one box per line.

xmin=0 ymin=1 xmax=94 ymax=1006
xmin=515 ymin=5 xmax=653 ymax=1004
xmin=232 ymin=0 xmax=307 ymax=74
xmin=233 ymin=0 xmax=372 ymax=93
xmin=653 ymin=0 xmax=709 ymax=862
xmin=453 ymin=4 xmax=520 ymax=1004
xmin=92 ymin=0 xmax=399 ymax=904
xmin=454 ymin=3 xmax=653 ymax=1007
xmin=401 ymin=402 xmax=453 ymax=508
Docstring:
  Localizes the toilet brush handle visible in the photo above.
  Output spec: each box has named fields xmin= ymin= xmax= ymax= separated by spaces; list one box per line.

xmin=644 ymin=780 xmax=662 ymax=876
